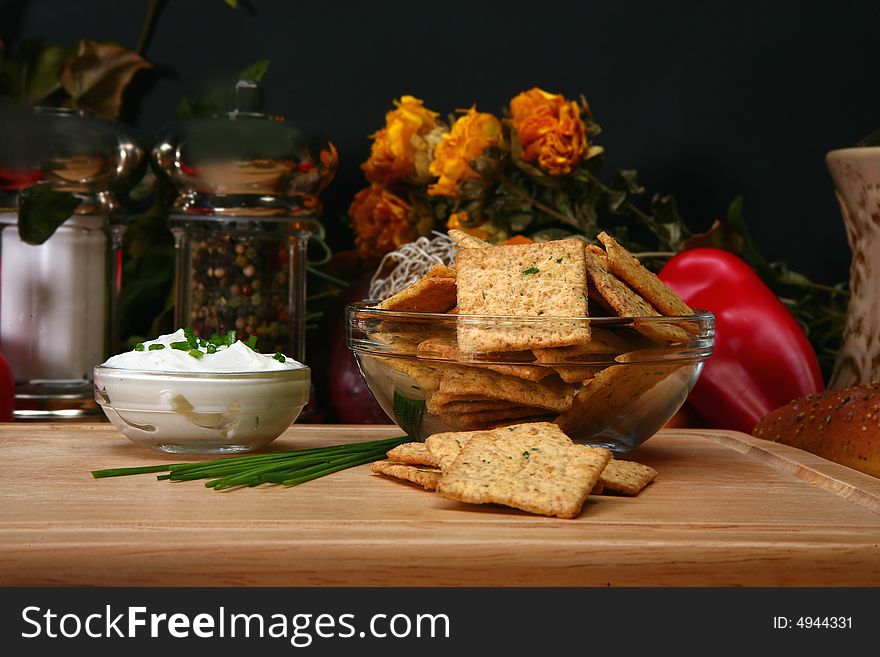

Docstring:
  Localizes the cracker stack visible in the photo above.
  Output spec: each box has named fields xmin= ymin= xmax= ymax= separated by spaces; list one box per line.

xmin=370 ymin=421 xmax=658 ymax=519
xmin=369 ymin=230 xmax=696 ymax=438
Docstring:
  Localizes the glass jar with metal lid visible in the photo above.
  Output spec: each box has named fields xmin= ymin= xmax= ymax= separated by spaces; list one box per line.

xmin=0 ymin=103 xmax=143 ymax=420
xmin=151 ymin=81 xmax=337 ymax=363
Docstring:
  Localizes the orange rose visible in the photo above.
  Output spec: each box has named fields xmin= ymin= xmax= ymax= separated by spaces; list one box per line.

xmin=509 ymin=88 xmax=588 ymax=176
xmin=349 ymin=185 xmax=433 ymax=261
xmin=428 ymin=107 xmax=506 ymax=199
xmin=362 ymin=96 xmax=444 ymax=185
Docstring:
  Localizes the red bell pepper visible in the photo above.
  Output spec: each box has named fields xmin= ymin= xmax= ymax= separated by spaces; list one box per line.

xmin=658 ymin=248 xmax=824 ymax=434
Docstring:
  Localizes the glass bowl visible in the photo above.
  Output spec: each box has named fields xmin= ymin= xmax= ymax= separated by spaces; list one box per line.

xmin=346 ymin=303 xmax=714 ymax=452
xmin=94 ymin=365 xmax=310 ymax=453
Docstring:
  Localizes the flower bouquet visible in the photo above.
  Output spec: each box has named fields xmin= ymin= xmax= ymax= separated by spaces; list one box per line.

xmin=349 ymin=88 xmax=688 ymax=265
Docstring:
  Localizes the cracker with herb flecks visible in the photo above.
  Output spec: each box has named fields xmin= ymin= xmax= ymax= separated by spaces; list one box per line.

xmin=436 ymin=422 xmax=611 ymax=519
xmin=386 ymin=442 xmax=437 ymax=467
xmin=439 ymin=366 xmax=575 ymax=413
xmin=597 ymin=231 xmax=692 ymax=317
xmin=583 ymin=249 xmax=689 ymax=344
xmin=448 ymin=229 xmax=491 ymax=249
xmin=455 ymin=239 xmax=590 ymax=353
xmin=439 ymin=406 xmax=552 ymax=431
xmin=376 ymin=264 xmax=457 ymax=312
xmin=552 ymin=365 xmax=602 ymax=385
xmin=376 ymin=357 xmax=443 ymax=396
xmin=555 ymin=363 xmax=683 ymax=437
xmin=425 ymin=430 xmax=488 ymax=470
xmin=418 ymin=336 xmax=552 ymax=382
xmin=599 ymin=459 xmax=658 ymax=496
xmin=370 ymin=460 xmax=442 ymax=490
xmin=532 ymin=327 xmax=636 ymax=362
xmin=428 ymin=399 xmax=524 ymax=415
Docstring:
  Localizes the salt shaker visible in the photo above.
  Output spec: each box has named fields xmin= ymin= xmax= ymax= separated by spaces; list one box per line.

xmin=0 ymin=105 xmax=143 ymax=419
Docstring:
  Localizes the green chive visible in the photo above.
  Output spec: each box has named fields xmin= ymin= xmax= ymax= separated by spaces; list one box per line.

xmin=170 ymin=341 xmax=189 ymax=350
xmin=148 ymin=344 xmax=165 ymax=351
xmin=206 ymin=343 xmax=217 ymax=354
xmin=188 ymin=348 xmax=204 ymax=359
xmin=134 ymin=343 xmax=145 ymax=351
xmin=90 ymin=436 xmax=409 ymax=491
xmin=522 ymin=267 xmax=539 ymax=275
xmin=245 ymin=335 xmax=258 ymax=350
xmin=273 ymin=353 xmax=286 ymax=362
xmin=225 ymin=329 xmax=237 ymax=345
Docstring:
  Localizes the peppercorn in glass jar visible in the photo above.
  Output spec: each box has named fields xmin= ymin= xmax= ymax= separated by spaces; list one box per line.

xmin=153 ymin=80 xmax=337 ymax=362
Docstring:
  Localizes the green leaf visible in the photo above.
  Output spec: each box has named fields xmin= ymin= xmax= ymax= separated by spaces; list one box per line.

xmin=17 ymin=183 xmax=82 ymax=245
xmin=177 ymin=59 xmax=270 ymax=119
xmin=238 ymin=58 xmax=269 ymax=82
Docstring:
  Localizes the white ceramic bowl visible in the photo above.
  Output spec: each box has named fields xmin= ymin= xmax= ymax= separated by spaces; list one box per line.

xmin=94 ymin=365 xmax=310 ymax=453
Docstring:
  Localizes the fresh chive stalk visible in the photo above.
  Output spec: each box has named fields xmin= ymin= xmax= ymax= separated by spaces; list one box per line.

xmin=90 ymin=436 xmax=409 ymax=490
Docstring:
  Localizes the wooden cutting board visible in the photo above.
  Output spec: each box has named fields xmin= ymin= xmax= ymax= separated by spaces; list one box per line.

xmin=1 ymin=423 xmax=878 ymax=586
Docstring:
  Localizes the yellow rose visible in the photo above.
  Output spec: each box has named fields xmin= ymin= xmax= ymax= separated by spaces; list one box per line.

xmin=348 ymin=185 xmax=433 ymax=261
xmin=428 ymin=107 xmax=506 ymax=199
xmin=509 ymin=88 xmax=588 ymax=176
xmin=362 ymin=96 xmax=444 ymax=185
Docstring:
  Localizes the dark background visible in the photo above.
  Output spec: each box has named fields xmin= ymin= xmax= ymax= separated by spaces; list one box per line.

xmin=1 ymin=0 xmax=877 ymax=285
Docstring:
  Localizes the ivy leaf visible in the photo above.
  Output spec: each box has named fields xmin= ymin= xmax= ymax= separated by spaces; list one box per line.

xmin=17 ymin=183 xmax=82 ymax=245
xmin=1 ymin=38 xmax=79 ymax=102
xmin=177 ymin=59 xmax=270 ymax=119
xmin=237 ymin=58 xmax=269 ymax=82
xmin=58 ymin=40 xmax=151 ymax=119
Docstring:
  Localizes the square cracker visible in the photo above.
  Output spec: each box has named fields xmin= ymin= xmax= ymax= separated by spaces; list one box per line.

xmin=532 ymin=327 xmax=636 ymax=362
xmin=439 ymin=366 xmax=574 ymax=413
xmin=436 ymin=422 xmax=611 ymax=519
xmin=583 ymin=250 xmax=689 ymax=344
xmin=597 ymin=232 xmax=692 ymax=316
xmin=370 ymin=460 xmax=442 ymax=490
xmin=418 ymin=335 xmax=552 ymax=382
xmin=448 ymin=229 xmax=490 ymax=249
xmin=455 ymin=239 xmax=589 ymax=352
xmin=378 ymin=357 xmax=443 ymax=395
xmin=386 ymin=442 xmax=437 ymax=467
xmin=439 ymin=407 xmax=552 ymax=431
xmin=555 ymin=363 xmax=682 ymax=437
xmin=600 ymin=459 xmax=658 ymax=496
xmin=376 ymin=264 xmax=457 ymax=312
xmin=425 ymin=430 xmax=487 ymax=470
xmin=428 ymin=399 xmax=522 ymax=415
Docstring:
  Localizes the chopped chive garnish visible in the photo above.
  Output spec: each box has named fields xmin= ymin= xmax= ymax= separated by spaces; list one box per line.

xmin=188 ymin=348 xmax=204 ymax=359
xmin=183 ymin=327 xmax=199 ymax=350
xmin=134 ymin=343 xmax=145 ymax=351
xmin=245 ymin=335 xmax=258 ymax=350
xmin=206 ymin=343 xmax=217 ymax=354
xmin=226 ymin=329 xmax=237 ymax=345
xmin=148 ymin=344 xmax=165 ymax=351
xmin=522 ymin=267 xmax=539 ymax=275
xmin=170 ymin=341 xmax=189 ymax=350
xmin=273 ymin=352 xmax=286 ymax=363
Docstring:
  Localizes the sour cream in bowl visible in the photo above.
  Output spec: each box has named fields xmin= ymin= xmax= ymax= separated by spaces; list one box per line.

xmin=94 ymin=329 xmax=310 ymax=454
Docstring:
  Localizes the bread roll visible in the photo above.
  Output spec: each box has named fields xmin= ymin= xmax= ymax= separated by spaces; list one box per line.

xmin=753 ymin=383 xmax=880 ymax=478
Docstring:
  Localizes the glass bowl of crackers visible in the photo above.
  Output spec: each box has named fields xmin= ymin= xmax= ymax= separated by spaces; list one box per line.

xmin=347 ymin=230 xmax=715 ymax=452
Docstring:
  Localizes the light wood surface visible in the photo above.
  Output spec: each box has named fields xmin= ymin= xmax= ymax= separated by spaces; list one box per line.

xmin=1 ymin=423 xmax=878 ymax=586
